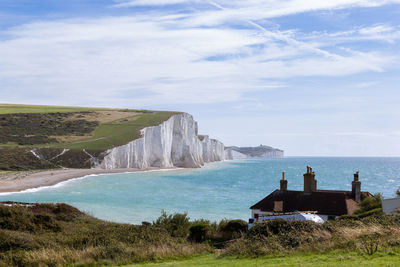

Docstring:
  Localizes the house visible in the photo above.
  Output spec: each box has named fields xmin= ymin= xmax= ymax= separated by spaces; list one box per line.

xmin=383 ymin=197 xmax=400 ymax=214
xmin=249 ymin=166 xmax=372 ymax=225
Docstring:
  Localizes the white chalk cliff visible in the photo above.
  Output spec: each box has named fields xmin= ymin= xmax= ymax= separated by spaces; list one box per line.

xmin=224 ymin=145 xmax=284 ymax=159
xmin=100 ymin=113 xmax=226 ymax=169
xmin=224 ymin=149 xmax=248 ymax=159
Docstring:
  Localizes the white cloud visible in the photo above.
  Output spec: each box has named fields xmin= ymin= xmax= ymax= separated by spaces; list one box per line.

xmin=114 ymin=0 xmax=192 ymax=7
xmin=303 ymin=25 xmax=400 ymax=45
xmin=114 ymin=0 xmax=400 ymax=26
xmin=355 ymin=81 xmax=378 ymax=88
xmin=0 ymin=1 xmax=399 ymax=107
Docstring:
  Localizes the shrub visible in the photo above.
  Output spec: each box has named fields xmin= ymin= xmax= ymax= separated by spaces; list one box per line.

xmin=219 ymin=219 xmax=247 ymax=239
xmin=354 ymin=193 xmax=382 ymax=215
xmin=358 ymin=232 xmax=381 ymax=255
xmin=220 ymin=237 xmax=269 ymax=257
xmin=153 ymin=211 xmax=191 ymax=237
xmin=0 ymin=231 xmax=40 ymax=251
xmin=0 ymin=206 xmax=35 ymax=232
xmin=248 ymin=219 xmax=321 ymax=238
xmin=189 ymin=223 xmax=209 ymax=242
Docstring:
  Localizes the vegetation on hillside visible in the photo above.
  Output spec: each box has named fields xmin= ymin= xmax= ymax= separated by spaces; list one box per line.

xmin=1 ymin=201 xmax=400 ymax=266
xmin=59 ymin=110 xmax=178 ymax=151
xmin=0 ymin=113 xmax=98 ymax=145
xmin=0 ymin=104 xmax=107 ymax=115
xmin=0 ymin=104 xmax=180 ymax=170
xmin=0 ymin=203 xmax=211 ymax=266
xmin=0 ymin=147 xmax=56 ymax=171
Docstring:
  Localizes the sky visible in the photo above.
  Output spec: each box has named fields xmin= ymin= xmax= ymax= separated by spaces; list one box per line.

xmin=1 ymin=0 xmax=400 ymax=156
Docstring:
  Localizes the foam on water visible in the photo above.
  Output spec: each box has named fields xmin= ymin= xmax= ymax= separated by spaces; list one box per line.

xmin=0 ymin=157 xmax=399 ymax=224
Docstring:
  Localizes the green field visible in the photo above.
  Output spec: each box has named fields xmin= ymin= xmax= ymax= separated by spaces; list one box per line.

xmin=0 ymin=103 xmax=108 ymax=114
xmin=0 ymin=104 xmax=179 ymax=151
xmin=0 ymin=104 xmax=180 ymax=170
xmin=135 ymin=252 xmax=400 ymax=267
xmin=59 ymin=110 xmax=178 ymax=151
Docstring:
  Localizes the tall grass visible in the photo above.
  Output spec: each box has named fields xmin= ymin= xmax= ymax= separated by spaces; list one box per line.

xmin=1 ymin=202 xmax=400 ymax=266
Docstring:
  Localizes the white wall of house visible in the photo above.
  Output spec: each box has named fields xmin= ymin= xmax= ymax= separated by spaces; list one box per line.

xmin=383 ymin=197 xmax=400 ymax=214
xmin=250 ymin=209 xmax=334 ymax=223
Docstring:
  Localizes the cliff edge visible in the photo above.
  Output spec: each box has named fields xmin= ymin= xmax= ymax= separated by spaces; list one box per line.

xmin=100 ymin=113 xmax=225 ymax=169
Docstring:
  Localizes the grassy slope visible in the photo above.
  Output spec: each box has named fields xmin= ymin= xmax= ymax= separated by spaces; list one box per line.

xmin=0 ymin=203 xmax=209 ymax=266
xmin=0 ymin=103 xmax=108 ymax=114
xmin=135 ymin=252 xmax=400 ymax=267
xmin=0 ymin=104 xmax=179 ymax=151
xmin=1 ymin=202 xmax=400 ymax=266
xmin=60 ymin=111 xmax=178 ymax=151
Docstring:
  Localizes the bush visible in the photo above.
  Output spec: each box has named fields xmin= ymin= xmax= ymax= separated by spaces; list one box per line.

xmin=189 ymin=223 xmax=209 ymax=242
xmin=358 ymin=232 xmax=381 ymax=255
xmin=153 ymin=211 xmax=191 ymax=237
xmin=354 ymin=193 xmax=382 ymax=215
xmin=219 ymin=220 xmax=247 ymax=239
xmin=220 ymin=237 xmax=269 ymax=257
xmin=248 ymin=219 xmax=321 ymax=238
xmin=0 ymin=231 xmax=40 ymax=251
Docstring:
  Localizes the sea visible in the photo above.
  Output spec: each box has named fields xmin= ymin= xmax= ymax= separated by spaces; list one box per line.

xmin=0 ymin=157 xmax=399 ymax=224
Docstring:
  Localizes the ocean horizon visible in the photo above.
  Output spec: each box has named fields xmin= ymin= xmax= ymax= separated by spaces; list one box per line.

xmin=0 ymin=157 xmax=399 ymax=224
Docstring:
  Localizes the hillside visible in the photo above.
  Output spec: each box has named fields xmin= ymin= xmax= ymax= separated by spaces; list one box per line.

xmin=0 ymin=104 xmax=179 ymax=170
xmin=0 ymin=202 xmax=399 ymax=266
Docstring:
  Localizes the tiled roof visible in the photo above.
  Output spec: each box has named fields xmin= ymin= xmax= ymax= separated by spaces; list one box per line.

xmin=250 ymin=190 xmax=372 ymax=216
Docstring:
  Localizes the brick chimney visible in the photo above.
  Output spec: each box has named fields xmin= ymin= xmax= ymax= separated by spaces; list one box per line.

xmin=304 ymin=166 xmax=317 ymax=193
xmin=352 ymin=171 xmax=361 ymax=202
xmin=280 ymin=172 xmax=287 ymax=191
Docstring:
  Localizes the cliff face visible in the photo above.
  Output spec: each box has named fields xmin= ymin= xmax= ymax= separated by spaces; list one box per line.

xmin=224 ymin=149 xmax=248 ymax=159
xmin=100 ymin=113 xmax=225 ymax=169
xmin=225 ymin=145 xmax=284 ymax=159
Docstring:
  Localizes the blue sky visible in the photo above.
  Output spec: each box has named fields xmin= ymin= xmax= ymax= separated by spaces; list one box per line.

xmin=1 ymin=0 xmax=400 ymax=156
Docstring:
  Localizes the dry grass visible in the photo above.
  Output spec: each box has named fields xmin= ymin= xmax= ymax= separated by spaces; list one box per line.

xmin=1 ymin=202 xmax=399 ymax=266
xmin=0 ymin=203 xmax=212 ymax=266
xmin=66 ymin=110 xmax=139 ymax=123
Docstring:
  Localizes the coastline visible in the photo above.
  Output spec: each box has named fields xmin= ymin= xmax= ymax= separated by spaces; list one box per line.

xmin=0 ymin=167 xmax=180 ymax=193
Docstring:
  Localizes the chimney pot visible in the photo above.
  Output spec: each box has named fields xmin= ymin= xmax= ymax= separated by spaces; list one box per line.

xmin=280 ymin=172 xmax=287 ymax=191
xmin=352 ymin=171 xmax=361 ymax=202
xmin=304 ymin=166 xmax=317 ymax=193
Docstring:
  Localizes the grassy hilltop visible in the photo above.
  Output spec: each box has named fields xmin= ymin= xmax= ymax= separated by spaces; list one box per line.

xmin=0 ymin=104 xmax=179 ymax=170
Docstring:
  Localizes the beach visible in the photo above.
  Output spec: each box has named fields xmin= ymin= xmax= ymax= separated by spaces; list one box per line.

xmin=0 ymin=167 xmax=178 ymax=193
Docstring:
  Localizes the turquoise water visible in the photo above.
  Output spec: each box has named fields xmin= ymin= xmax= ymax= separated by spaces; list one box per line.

xmin=0 ymin=157 xmax=399 ymax=224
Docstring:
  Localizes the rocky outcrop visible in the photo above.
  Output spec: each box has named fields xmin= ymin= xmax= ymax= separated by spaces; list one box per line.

xmin=99 ymin=113 xmax=226 ymax=169
xmin=225 ymin=145 xmax=284 ymax=159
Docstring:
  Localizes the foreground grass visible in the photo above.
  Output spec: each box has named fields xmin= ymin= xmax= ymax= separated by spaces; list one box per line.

xmin=1 ymin=202 xmax=400 ymax=266
xmin=136 ymin=251 xmax=400 ymax=267
xmin=0 ymin=203 xmax=211 ymax=266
